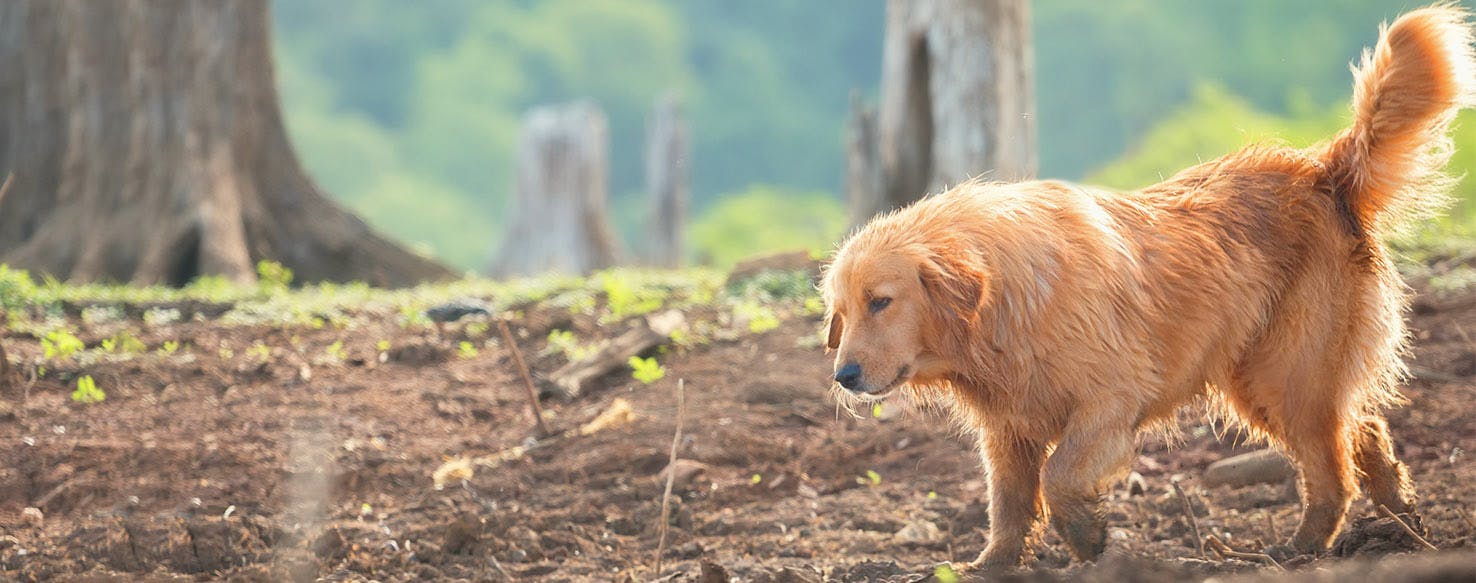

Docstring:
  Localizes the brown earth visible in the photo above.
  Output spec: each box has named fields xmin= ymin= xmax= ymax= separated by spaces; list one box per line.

xmin=0 ymin=282 xmax=1474 ymax=582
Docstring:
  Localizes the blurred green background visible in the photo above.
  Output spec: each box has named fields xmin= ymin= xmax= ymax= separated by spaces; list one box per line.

xmin=272 ymin=0 xmax=1475 ymax=271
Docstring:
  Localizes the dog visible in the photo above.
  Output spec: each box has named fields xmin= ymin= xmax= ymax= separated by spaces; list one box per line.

xmin=822 ymin=4 xmax=1474 ymax=569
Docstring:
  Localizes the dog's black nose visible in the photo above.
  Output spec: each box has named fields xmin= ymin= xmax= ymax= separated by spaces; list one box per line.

xmin=834 ymin=362 xmax=863 ymax=391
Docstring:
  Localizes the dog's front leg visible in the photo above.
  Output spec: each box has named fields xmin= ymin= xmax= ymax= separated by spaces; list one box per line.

xmin=970 ymin=426 xmax=1045 ymax=568
xmin=1041 ymin=416 xmax=1136 ymax=561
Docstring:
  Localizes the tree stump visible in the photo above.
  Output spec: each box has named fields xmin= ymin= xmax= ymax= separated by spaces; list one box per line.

xmin=849 ymin=0 xmax=1037 ymax=225
xmin=0 ymin=0 xmax=453 ymax=287
xmin=644 ymin=93 xmax=689 ymax=268
xmin=488 ymin=101 xmax=621 ymax=277
xmin=846 ymin=91 xmax=885 ymax=227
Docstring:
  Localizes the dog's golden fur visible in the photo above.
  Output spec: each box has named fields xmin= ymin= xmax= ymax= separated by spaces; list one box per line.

xmin=823 ymin=5 xmax=1476 ymax=567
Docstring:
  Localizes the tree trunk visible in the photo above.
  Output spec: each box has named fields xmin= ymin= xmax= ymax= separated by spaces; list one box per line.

xmin=489 ymin=101 xmax=621 ymax=277
xmin=644 ymin=93 xmax=689 ymax=269
xmin=0 ymin=0 xmax=453 ymax=287
xmin=850 ymin=0 xmax=1037 ymax=224
xmin=845 ymin=91 xmax=884 ymax=227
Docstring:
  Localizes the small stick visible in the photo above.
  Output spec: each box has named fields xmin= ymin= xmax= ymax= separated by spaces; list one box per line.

xmin=654 ymin=379 xmax=687 ymax=577
xmin=497 ymin=319 xmax=551 ymax=437
xmin=1378 ymin=504 xmax=1437 ymax=551
xmin=1205 ymin=534 xmax=1283 ymax=570
xmin=1171 ymin=479 xmax=1205 ymax=559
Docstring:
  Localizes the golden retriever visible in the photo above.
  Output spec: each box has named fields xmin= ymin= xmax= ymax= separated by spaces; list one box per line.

xmin=823 ymin=5 xmax=1474 ymax=568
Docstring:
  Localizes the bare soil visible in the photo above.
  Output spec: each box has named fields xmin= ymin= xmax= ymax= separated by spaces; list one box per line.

xmin=1 ymin=281 xmax=1473 ymax=582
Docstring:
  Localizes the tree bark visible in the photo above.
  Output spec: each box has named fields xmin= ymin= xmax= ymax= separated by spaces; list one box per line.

xmin=0 ymin=0 xmax=453 ymax=287
xmin=644 ymin=93 xmax=689 ymax=269
xmin=489 ymin=101 xmax=621 ymax=277
xmin=845 ymin=91 xmax=884 ymax=227
xmin=850 ymin=0 xmax=1037 ymax=224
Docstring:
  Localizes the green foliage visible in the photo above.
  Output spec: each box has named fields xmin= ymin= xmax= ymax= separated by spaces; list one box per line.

xmin=932 ymin=564 xmax=960 ymax=583
xmin=159 ymin=341 xmax=181 ymax=356
xmin=458 ymin=341 xmax=479 ymax=359
xmin=0 ymin=265 xmax=37 ymax=313
xmin=599 ymin=272 xmax=667 ymax=321
xmin=42 ymin=330 xmax=85 ymax=361
xmin=734 ymin=301 xmax=781 ymax=334
xmin=256 ymin=261 xmax=294 ymax=292
xmin=325 ymin=341 xmax=347 ymax=360
xmin=628 ymin=355 xmax=666 ymax=384
xmin=545 ymin=329 xmax=595 ymax=361
xmin=690 ymin=186 xmax=846 ymax=267
xmin=72 ymin=375 xmax=105 ymax=404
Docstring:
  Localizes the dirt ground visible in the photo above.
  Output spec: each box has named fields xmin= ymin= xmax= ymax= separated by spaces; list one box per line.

xmin=0 ymin=275 xmax=1473 ymax=582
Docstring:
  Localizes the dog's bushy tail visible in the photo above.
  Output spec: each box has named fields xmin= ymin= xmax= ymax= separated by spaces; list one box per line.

xmin=1322 ymin=4 xmax=1476 ymax=234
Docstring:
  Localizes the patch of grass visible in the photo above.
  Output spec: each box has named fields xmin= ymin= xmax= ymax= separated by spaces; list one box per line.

xmin=72 ymin=375 xmax=105 ymax=404
xmin=42 ymin=330 xmax=85 ymax=361
xmin=629 ymin=355 xmax=666 ymax=384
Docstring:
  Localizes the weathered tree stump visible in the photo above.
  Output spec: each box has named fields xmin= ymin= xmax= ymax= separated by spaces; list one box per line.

xmin=0 ymin=0 xmax=453 ymax=287
xmin=489 ymin=101 xmax=621 ymax=277
xmin=849 ymin=0 xmax=1037 ymax=225
xmin=644 ymin=93 xmax=689 ymax=268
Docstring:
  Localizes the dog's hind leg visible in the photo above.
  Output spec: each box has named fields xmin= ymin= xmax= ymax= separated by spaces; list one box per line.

xmin=1352 ymin=413 xmax=1417 ymax=514
xmin=971 ymin=427 xmax=1046 ymax=567
xmin=1279 ymin=407 xmax=1358 ymax=553
xmin=1040 ymin=413 xmax=1137 ymax=561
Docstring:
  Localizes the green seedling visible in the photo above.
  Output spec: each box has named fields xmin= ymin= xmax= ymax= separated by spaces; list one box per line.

xmin=376 ymin=340 xmax=391 ymax=352
xmin=628 ymin=356 xmax=666 ymax=384
xmin=252 ymin=342 xmax=272 ymax=361
xmin=109 ymin=331 xmax=147 ymax=354
xmin=458 ymin=341 xmax=478 ymax=359
xmin=932 ymin=564 xmax=960 ymax=583
xmin=158 ymin=340 xmax=180 ymax=355
xmin=325 ymin=341 xmax=346 ymax=360
xmin=42 ymin=330 xmax=84 ymax=361
xmin=857 ymin=470 xmax=882 ymax=486
xmin=72 ymin=375 xmax=105 ymax=404
xmin=256 ymin=260 xmax=294 ymax=292
xmin=750 ymin=473 xmax=763 ymax=485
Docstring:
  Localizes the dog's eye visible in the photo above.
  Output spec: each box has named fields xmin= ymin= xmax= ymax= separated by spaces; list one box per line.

xmin=868 ymin=297 xmax=892 ymax=314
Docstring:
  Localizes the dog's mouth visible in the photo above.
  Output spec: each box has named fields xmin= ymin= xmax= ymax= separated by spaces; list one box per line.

xmin=852 ymin=365 xmax=912 ymax=401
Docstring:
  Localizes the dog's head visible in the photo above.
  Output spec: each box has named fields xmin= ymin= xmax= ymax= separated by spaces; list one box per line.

xmin=822 ymin=227 xmax=989 ymax=399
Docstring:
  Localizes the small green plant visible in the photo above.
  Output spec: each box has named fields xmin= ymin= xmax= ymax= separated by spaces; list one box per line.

xmin=458 ymin=341 xmax=478 ymax=359
xmin=219 ymin=347 xmax=235 ymax=360
xmin=628 ymin=355 xmax=666 ymax=384
xmin=857 ymin=469 xmax=882 ymax=486
xmin=750 ymin=473 xmax=763 ymax=485
xmin=42 ymin=330 xmax=85 ymax=361
xmin=100 ymin=338 xmax=117 ymax=353
xmin=0 ymin=264 xmax=38 ymax=312
xmin=932 ymin=564 xmax=960 ymax=583
xmin=735 ymin=301 xmax=781 ymax=334
xmin=545 ymin=329 xmax=595 ymax=360
xmin=252 ymin=342 xmax=272 ymax=361
xmin=325 ymin=340 xmax=346 ymax=360
xmin=465 ymin=321 xmax=489 ymax=338
xmin=158 ymin=340 xmax=180 ymax=355
xmin=111 ymin=331 xmax=147 ymax=354
xmin=71 ymin=375 xmax=105 ymax=404
xmin=376 ymin=340 xmax=391 ymax=352
xmin=872 ymin=403 xmax=884 ymax=418
xmin=256 ymin=260 xmax=294 ymax=292
xmin=803 ymin=296 xmax=826 ymax=317
xmin=601 ymin=275 xmax=665 ymax=320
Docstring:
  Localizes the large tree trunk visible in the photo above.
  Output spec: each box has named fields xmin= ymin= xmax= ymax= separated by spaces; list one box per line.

xmin=644 ymin=93 xmax=689 ymax=269
xmin=489 ymin=101 xmax=621 ymax=277
xmin=0 ymin=0 xmax=453 ymax=287
xmin=851 ymin=0 xmax=1036 ymax=224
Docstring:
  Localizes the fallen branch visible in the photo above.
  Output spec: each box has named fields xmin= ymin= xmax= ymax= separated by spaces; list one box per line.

xmin=654 ymin=379 xmax=687 ymax=577
xmin=497 ymin=319 xmax=552 ymax=437
xmin=469 ymin=398 xmax=636 ymax=471
xmin=546 ymin=309 xmax=685 ymax=400
xmin=1205 ymin=534 xmax=1283 ymax=570
xmin=1171 ymin=479 xmax=1205 ymax=559
xmin=1378 ymin=504 xmax=1437 ymax=551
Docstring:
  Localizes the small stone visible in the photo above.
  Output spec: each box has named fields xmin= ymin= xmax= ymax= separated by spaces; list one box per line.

xmin=1204 ymin=449 xmax=1295 ymax=488
xmin=1127 ymin=471 xmax=1148 ymax=496
xmin=893 ymin=519 xmax=943 ymax=544
xmin=21 ymin=507 xmax=42 ymax=528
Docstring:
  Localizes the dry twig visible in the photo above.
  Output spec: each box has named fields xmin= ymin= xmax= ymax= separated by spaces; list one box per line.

xmin=1377 ymin=504 xmax=1437 ymax=551
xmin=497 ymin=319 xmax=552 ymax=437
xmin=654 ymin=379 xmax=687 ymax=577
xmin=1205 ymin=534 xmax=1283 ymax=570
xmin=1171 ymin=479 xmax=1205 ymax=559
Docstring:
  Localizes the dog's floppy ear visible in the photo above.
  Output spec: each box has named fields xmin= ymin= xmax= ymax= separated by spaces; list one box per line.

xmin=919 ymin=247 xmax=987 ymax=323
xmin=825 ymin=313 xmax=844 ymax=351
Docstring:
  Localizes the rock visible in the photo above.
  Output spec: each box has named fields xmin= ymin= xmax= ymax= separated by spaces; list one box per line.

xmin=21 ymin=506 xmax=42 ymax=528
xmin=658 ymin=459 xmax=712 ymax=491
xmin=1126 ymin=471 xmax=1148 ymax=496
xmin=725 ymin=250 xmax=821 ymax=286
xmin=699 ymin=560 xmax=732 ymax=583
xmin=1203 ymin=449 xmax=1295 ymax=488
xmin=893 ymin=519 xmax=943 ymax=544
